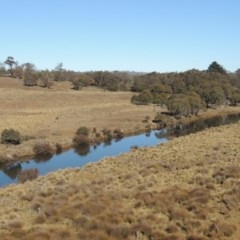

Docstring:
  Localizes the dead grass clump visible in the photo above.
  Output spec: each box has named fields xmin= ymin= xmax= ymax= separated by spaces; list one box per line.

xmin=21 ymin=193 xmax=34 ymax=201
xmin=113 ymin=128 xmax=124 ymax=139
xmin=17 ymin=168 xmax=39 ymax=183
xmin=204 ymin=221 xmax=236 ymax=238
xmin=131 ymin=223 xmax=153 ymax=239
xmin=187 ymin=188 xmax=211 ymax=204
xmin=165 ymin=223 xmax=179 ymax=234
xmin=27 ymin=229 xmax=51 ymax=240
xmin=105 ymin=223 xmax=131 ymax=239
xmin=213 ymin=166 xmax=240 ymax=184
xmin=57 ymin=229 xmax=71 ymax=239
xmin=187 ymin=235 xmax=207 ymax=240
xmin=34 ymin=214 xmax=46 ymax=224
xmin=81 ymin=200 xmax=107 ymax=216
xmin=10 ymin=229 xmax=27 ymax=238
xmin=73 ymin=134 xmax=90 ymax=145
xmin=168 ymin=207 xmax=190 ymax=222
xmin=217 ymin=222 xmax=236 ymax=237
xmin=172 ymin=189 xmax=189 ymax=204
xmin=33 ymin=141 xmax=53 ymax=155
xmin=135 ymin=191 xmax=171 ymax=211
xmin=102 ymin=128 xmax=113 ymax=142
xmin=42 ymin=205 xmax=58 ymax=218
xmin=162 ymin=234 xmax=185 ymax=240
xmin=73 ymin=215 xmax=88 ymax=227
xmin=55 ymin=143 xmax=62 ymax=153
xmin=6 ymin=220 xmax=23 ymax=229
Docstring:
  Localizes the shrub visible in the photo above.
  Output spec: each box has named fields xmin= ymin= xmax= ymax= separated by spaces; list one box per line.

xmin=73 ymin=134 xmax=90 ymax=145
xmin=33 ymin=141 xmax=53 ymax=155
xmin=113 ymin=129 xmax=124 ymax=139
xmin=131 ymin=90 xmax=153 ymax=105
xmin=1 ymin=128 xmax=22 ymax=144
xmin=76 ymin=126 xmax=90 ymax=136
xmin=55 ymin=143 xmax=63 ymax=154
xmin=17 ymin=168 xmax=39 ymax=183
xmin=102 ymin=128 xmax=112 ymax=142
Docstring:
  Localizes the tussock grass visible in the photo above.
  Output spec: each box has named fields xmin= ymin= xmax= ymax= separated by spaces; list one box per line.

xmin=1 ymin=122 xmax=240 ymax=239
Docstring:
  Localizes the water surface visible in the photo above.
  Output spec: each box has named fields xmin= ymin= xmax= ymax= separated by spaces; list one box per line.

xmin=0 ymin=130 xmax=167 ymax=187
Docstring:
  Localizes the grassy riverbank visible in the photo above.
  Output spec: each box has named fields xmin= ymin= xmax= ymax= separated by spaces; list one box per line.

xmin=0 ymin=77 xmax=158 ymax=161
xmin=1 ymin=122 xmax=240 ymax=239
xmin=1 ymin=77 xmax=240 ymax=163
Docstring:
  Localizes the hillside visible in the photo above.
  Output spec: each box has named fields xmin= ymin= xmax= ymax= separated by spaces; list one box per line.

xmin=0 ymin=122 xmax=240 ymax=239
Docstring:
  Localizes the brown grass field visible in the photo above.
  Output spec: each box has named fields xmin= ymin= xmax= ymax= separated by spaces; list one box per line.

xmin=1 ymin=77 xmax=240 ymax=161
xmin=0 ymin=121 xmax=240 ymax=239
xmin=1 ymin=77 xmax=240 ymax=239
xmin=0 ymin=77 xmax=159 ymax=160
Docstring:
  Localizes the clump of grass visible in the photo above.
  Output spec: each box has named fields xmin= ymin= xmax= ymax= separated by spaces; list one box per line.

xmin=17 ymin=168 xmax=39 ymax=183
xmin=6 ymin=220 xmax=23 ymax=229
xmin=33 ymin=141 xmax=53 ymax=155
xmin=73 ymin=134 xmax=90 ymax=145
xmin=55 ymin=143 xmax=62 ymax=154
xmin=102 ymin=128 xmax=113 ymax=142
xmin=113 ymin=128 xmax=124 ymax=139
xmin=34 ymin=214 xmax=46 ymax=224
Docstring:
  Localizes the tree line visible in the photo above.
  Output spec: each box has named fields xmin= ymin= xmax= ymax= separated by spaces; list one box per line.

xmin=1 ymin=56 xmax=240 ymax=117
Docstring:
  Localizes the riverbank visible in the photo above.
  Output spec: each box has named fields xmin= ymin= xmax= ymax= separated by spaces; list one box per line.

xmin=1 ymin=77 xmax=240 ymax=163
xmin=0 ymin=77 xmax=158 ymax=162
xmin=1 ymin=120 xmax=240 ymax=239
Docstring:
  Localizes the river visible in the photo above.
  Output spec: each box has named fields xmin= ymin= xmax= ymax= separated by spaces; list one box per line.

xmin=1 ymin=112 xmax=240 ymax=188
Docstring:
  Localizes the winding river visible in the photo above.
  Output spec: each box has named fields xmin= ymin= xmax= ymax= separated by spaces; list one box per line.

xmin=1 ymin=112 xmax=240 ymax=188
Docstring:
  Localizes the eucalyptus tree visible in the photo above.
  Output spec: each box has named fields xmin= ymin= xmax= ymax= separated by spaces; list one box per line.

xmin=4 ymin=56 xmax=16 ymax=77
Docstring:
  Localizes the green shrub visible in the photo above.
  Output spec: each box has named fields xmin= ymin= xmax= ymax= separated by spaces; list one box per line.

xmin=1 ymin=129 xmax=22 ymax=145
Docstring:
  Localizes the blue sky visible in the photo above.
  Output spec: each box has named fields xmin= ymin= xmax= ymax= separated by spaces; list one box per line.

xmin=0 ymin=0 xmax=239 ymax=72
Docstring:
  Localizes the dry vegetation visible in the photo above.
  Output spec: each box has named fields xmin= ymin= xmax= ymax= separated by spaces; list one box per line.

xmin=0 ymin=122 xmax=240 ymax=239
xmin=1 ymin=77 xmax=240 ymax=162
xmin=0 ymin=77 xmax=158 ymax=161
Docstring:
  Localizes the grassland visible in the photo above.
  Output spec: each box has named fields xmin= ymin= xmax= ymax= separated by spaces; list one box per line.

xmin=1 ymin=77 xmax=240 ymax=239
xmin=0 ymin=77 xmax=158 ymax=161
xmin=1 ymin=77 xmax=240 ymax=162
xmin=0 ymin=121 xmax=240 ymax=239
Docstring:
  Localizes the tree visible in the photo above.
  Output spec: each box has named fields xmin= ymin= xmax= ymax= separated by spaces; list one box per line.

xmin=4 ymin=56 xmax=16 ymax=77
xmin=13 ymin=62 xmax=24 ymax=79
xmin=23 ymin=63 xmax=37 ymax=86
xmin=0 ymin=62 xmax=6 ymax=76
xmin=54 ymin=62 xmax=65 ymax=81
xmin=39 ymin=70 xmax=54 ymax=88
xmin=207 ymin=61 xmax=227 ymax=75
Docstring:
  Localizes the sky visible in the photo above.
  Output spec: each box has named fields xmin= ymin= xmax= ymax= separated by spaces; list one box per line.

xmin=0 ymin=0 xmax=239 ymax=73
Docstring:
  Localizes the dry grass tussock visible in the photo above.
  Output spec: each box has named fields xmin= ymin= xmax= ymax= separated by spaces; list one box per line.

xmin=1 ymin=122 xmax=240 ymax=239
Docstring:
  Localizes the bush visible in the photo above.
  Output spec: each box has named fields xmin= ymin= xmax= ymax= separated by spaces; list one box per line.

xmin=76 ymin=126 xmax=90 ymax=136
xmin=55 ymin=143 xmax=62 ymax=154
xmin=1 ymin=129 xmax=22 ymax=145
xmin=73 ymin=126 xmax=90 ymax=146
xmin=33 ymin=142 xmax=53 ymax=155
xmin=17 ymin=168 xmax=39 ymax=183
xmin=73 ymin=134 xmax=90 ymax=145
xmin=113 ymin=129 xmax=124 ymax=139
xmin=102 ymin=128 xmax=113 ymax=142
